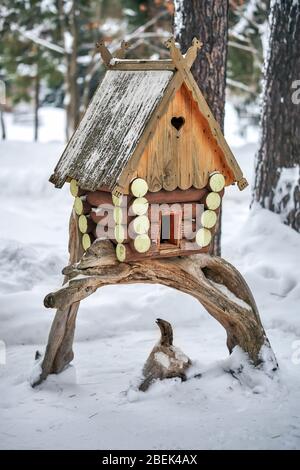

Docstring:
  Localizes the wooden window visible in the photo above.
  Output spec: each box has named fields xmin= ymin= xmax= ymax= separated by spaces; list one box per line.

xmin=159 ymin=212 xmax=181 ymax=248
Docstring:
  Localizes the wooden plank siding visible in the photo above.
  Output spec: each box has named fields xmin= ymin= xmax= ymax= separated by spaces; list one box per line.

xmin=136 ymin=83 xmax=235 ymax=193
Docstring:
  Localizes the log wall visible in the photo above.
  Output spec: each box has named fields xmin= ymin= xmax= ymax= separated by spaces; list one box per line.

xmin=69 ymin=180 xmax=224 ymax=259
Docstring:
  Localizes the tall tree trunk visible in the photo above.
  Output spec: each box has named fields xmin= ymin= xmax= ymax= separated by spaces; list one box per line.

xmin=34 ymin=72 xmax=40 ymax=142
xmin=81 ymin=1 xmax=103 ymax=116
xmin=174 ymin=0 xmax=229 ymax=256
xmin=0 ymin=106 xmax=6 ymax=140
xmin=253 ymin=1 xmax=300 ymax=232
xmin=66 ymin=1 xmax=80 ymax=140
xmin=58 ymin=0 xmax=80 ymax=140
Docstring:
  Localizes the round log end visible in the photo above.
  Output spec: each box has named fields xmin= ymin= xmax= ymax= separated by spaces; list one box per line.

xmin=74 ymin=196 xmax=83 ymax=215
xmin=82 ymin=233 xmax=92 ymax=251
xmin=79 ymin=214 xmax=88 ymax=233
xmin=206 ymin=192 xmax=221 ymax=210
xmin=209 ymin=173 xmax=225 ymax=192
xmin=131 ymin=178 xmax=148 ymax=197
xmin=116 ymin=243 xmax=126 ymax=262
xmin=131 ymin=197 xmax=149 ymax=216
xmin=201 ymin=210 xmax=217 ymax=229
xmin=133 ymin=215 xmax=150 ymax=235
xmin=70 ymin=179 xmax=79 ymax=197
xmin=134 ymin=234 xmax=151 ymax=253
xmin=112 ymin=194 xmax=124 ymax=207
xmin=113 ymin=206 xmax=124 ymax=224
xmin=196 ymin=228 xmax=212 ymax=247
xmin=114 ymin=224 xmax=125 ymax=243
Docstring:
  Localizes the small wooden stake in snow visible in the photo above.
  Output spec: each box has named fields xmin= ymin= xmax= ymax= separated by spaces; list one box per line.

xmin=209 ymin=173 xmax=225 ymax=192
xmin=131 ymin=178 xmax=148 ymax=197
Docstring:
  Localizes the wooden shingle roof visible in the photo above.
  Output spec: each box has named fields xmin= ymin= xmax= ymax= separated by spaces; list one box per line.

xmin=50 ymin=69 xmax=173 ymax=191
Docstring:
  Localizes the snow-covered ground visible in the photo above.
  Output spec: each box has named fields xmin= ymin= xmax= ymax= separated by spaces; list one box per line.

xmin=3 ymin=107 xmax=66 ymax=143
xmin=0 ymin=108 xmax=300 ymax=450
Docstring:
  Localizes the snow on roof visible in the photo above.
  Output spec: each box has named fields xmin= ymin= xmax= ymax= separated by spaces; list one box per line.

xmin=50 ymin=69 xmax=173 ymax=191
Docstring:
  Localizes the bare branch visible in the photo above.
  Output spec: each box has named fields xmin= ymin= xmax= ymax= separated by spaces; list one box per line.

xmin=226 ymin=78 xmax=255 ymax=93
xmin=18 ymin=30 xmax=64 ymax=54
xmin=228 ymin=40 xmax=259 ymax=55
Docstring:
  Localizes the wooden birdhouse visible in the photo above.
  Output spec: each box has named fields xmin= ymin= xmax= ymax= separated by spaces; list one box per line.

xmin=50 ymin=38 xmax=248 ymax=263
xmin=34 ymin=39 xmax=278 ymax=389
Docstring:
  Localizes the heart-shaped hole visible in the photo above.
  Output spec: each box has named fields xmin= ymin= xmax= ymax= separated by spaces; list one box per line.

xmin=171 ymin=116 xmax=185 ymax=131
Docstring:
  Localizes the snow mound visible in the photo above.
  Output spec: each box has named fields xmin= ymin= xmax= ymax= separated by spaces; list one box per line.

xmin=3 ymin=107 xmax=66 ymax=143
xmin=0 ymin=141 xmax=64 ymax=198
xmin=222 ymin=346 xmax=279 ymax=393
xmin=0 ymin=239 xmax=64 ymax=293
xmin=223 ymin=204 xmax=300 ymax=336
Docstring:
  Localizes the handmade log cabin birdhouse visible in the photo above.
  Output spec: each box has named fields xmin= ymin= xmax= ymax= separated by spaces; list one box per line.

xmin=50 ymin=38 xmax=248 ymax=263
xmin=34 ymin=39 xmax=277 ymax=389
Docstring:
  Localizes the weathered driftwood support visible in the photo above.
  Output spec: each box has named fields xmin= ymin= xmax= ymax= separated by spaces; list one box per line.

xmin=32 ymin=238 xmax=277 ymax=387
xmin=34 ymin=210 xmax=83 ymax=386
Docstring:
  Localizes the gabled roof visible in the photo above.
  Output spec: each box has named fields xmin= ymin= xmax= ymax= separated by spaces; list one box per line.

xmin=50 ymin=69 xmax=173 ymax=191
xmin=50 ymin=38 xmax=248 ymax=193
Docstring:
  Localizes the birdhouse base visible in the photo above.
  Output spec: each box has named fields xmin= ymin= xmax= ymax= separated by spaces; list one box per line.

xmin=31 ymin=211 xmax=277 ymax=387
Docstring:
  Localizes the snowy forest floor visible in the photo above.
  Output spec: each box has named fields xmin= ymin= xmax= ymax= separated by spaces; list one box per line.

xmin=0 ymin=108 xmax=300 ymax=449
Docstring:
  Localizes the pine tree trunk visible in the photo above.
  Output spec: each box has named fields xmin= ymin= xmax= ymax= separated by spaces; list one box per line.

xmin=253 ymin=1 xmax=300 ymax=232
xmin=58 ymin=0 xmax=80 ymax=140
xmin=34 ymin=72 xmax=40 ymax=142
xmin=174 ymin=0 xmax=229 ymax=255
xmin=0 ymin=106 xmax=6 ymax=140
xmin=66 ymin=1 xmax=80 ymax=139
